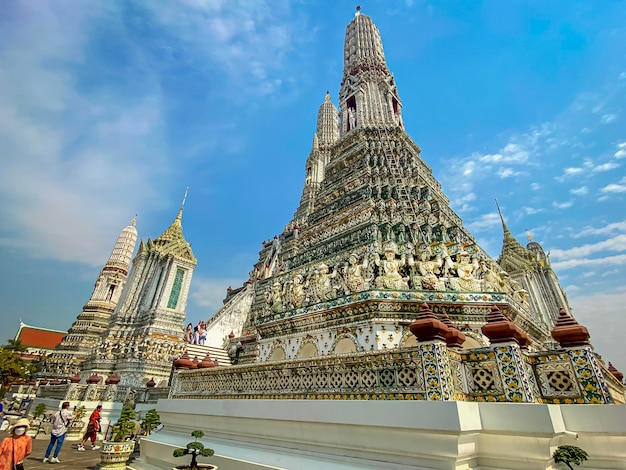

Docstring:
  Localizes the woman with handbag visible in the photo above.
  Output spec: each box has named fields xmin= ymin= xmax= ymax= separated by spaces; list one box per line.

xmin=0 ymin=418 xmax=32 ymax=470
xmin=43 ymin=401 xmax=73 ymax=463
xmin=77 ymin=405 xmax=102 ymax=451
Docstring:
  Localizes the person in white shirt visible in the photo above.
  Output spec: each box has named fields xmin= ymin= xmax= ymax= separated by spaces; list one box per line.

xmin=43 ymin=401 xmax=74 ymax=464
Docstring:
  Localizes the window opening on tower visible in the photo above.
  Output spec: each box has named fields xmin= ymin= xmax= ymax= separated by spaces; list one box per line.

xmin=346 ymin=95 xmax=357 ymax=131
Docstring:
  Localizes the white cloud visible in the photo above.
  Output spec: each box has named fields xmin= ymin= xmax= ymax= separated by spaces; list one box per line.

xmin=552 ymin=253 xmax=626 ymax=270
xmin=552 ymin=201 xmax=573 ymax=209
xmin=573 ymin=221 xmax=626 ymax=238
xmin=550 ymin=233 xmax=626 ymax=261
xmin=467 ymin=212 xmax=501 ymax=232
xmin=0 ymin=5 xmax=170 ymax=264
xmin=592 ymin=162 xmax=620 ymax=172
xmin=530 ymin=182 xmax=541 ymax=190
xmin=497 ymin=167 xmax=521 ymax=178
xmin=479 ymin=143 xmax=530 ymax=164
xmin=601 ymin=113 xmax=618 ymax=124
xmin=569 ymin=289 xmax=626 ymax=370
xmin=523 ymin=206 xmax=544 ymax=215
xmin=190 ymin=276 xmax=245 ymax=314
xmin=600 ymin=177 xmax=626 ymax=193
xmin=569 ymin=186 xmax=589 ymax=196
xmin=0 ymin=2 xmax=306 ymax=265
xmin=560 ymin=167 xmax=584 ymax=178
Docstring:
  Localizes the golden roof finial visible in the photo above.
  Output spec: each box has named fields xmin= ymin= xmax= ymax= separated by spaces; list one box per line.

xmin=131 ymin=214 xmax=137 ymax=227
xmin=176 ymin=186 xmax=189 ymax=223
xmin=325 ymin=90 xmax=331 ymax=102
xmin=355 ymin=5 xmax=361 ymax=16
xmin=526 ymin=229 xmax=533 ymax=242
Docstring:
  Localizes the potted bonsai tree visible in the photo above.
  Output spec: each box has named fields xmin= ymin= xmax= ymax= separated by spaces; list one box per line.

xmin=100 ymin=406 xmax=139 ymax=469
xmin=67 ymin=405 xmax=86 ymax=438
xmin=173 ymin=430 xmax=217 ymax=470
xmin=28 ymin=403 xmax=47 ymax=437
xmin=553 ymin=445 xmax=589 ymax=469
xmin=140 ymin=409 xmax=161 ymax=436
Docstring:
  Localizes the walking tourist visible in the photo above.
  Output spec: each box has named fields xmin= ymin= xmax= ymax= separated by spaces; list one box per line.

xmin=77 ymin=405 xmax=102 ymax=451
xmin=0 ymin=418 xmax=32 ymax=470
xmin=43 ymin=401 xmax=73 ymax=463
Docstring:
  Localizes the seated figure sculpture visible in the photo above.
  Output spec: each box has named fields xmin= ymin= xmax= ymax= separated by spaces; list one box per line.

xmin=375 ymin=241 xmax=409 ymax=290
xmin=290 ymin=273 xmax=306 ymax=308
xmin=449 ymin=251 xmax=481 ymax=291
xmin=345 ymin=252 xmax=369 ymax=293
xmin=412 ymin=248 xmax=447 ymax=291
xmin=266 ymin=281 xmax=284 ymax=313
xmin=315 ymin=263 xmax=337 ymax=301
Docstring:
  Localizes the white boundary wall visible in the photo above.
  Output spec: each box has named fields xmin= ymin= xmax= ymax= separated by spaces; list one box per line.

xmin=133 ymin=399 xmax=626 ymax=470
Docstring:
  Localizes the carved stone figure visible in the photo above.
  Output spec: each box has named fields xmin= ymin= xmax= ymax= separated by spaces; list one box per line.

xmin=291 ymin=274 xmax=306 ymax=308
xmin=345 ymin=253 xmax=368 ymax=293
xmin=375 ymin=241 xmax=409 ymax=290
xmin=315 ymin=263 xmax=337 ymax=301
xmin=449 ymin=251 xmax=481 ymax=291
xmin=266 ymin=282 xmax=285 ymax=313
xmin=412 ymin=249 xmax=446 ymax=291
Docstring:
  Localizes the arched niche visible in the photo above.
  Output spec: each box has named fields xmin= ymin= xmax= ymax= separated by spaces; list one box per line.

xmin=461 ymin=335 xmax=483 ymax=349
xmin=269 ymin=346 xmax=286 ymax=361
xmin=403 ymin=335 xmax=418 ymax=348
xmin=298 ymin=342 xmax=318 ymax=358
xmin=334 ymin=337 xmax=357 ymax=354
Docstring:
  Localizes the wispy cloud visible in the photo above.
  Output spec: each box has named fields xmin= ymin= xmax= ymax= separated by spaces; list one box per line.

xmin=552 ymin=201 xmax=573 ymax=209
xmin=600 ymin=177 xmax=626 ymax=193
xmin=0 ymin=1 xmax=307 ymax=265
xmin=569 ymin=185 xmax=589 ymax=196
xmin=592 ymin=162 xmax=620 ymax=172
xmin=573 ymin=221 xmax=626 ymax=238
xmin=190 ymin=276 xmax=245 ymax=314
xmin=550 ymin=234 xmax=626 ymax=264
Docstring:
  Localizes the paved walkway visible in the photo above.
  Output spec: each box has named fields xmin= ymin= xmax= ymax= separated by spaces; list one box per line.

xmin=1 ymin=430 xmax=103 ymax=469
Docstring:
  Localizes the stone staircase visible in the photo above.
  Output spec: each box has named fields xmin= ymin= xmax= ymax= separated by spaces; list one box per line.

xmin=182 ymin=343 xmax=231 ymax=367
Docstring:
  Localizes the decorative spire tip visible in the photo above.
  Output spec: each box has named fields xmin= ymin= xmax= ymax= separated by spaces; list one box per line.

xmin=176 ymin=186 xmax=189 ymax=222
xmin=526 ymin=228 xmax=533 ymax=241
xmin=355 ymin=5 xmax=361 ymax=16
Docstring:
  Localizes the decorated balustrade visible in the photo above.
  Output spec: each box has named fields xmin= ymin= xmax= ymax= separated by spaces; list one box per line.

xmin=170 ymin=341 xmax=620 ymax=404
xmin=36 ymin=382 xmax=153 ymax=404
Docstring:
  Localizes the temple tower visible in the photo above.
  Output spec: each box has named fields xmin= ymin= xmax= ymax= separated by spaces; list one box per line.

xmin=83 ymin=191 xmax=196 ymax=386
xmin=339 ymin=7 xmax=404 ymax=134
xmin=497 ymin=209 xmax=572 ymax=329
xmin=293 ymin=92 xmax=339 ymax=222
xmin=236 ymin=8 xmax=556 ymax=364
xmin=43 ymin=219 xmax=138 ymax=378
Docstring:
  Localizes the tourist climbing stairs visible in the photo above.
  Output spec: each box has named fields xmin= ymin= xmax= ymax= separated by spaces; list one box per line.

xmin=183 ymin=343 xmax=232 ymax=367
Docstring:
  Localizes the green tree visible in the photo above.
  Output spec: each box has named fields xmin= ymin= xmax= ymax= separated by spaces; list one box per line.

xmin=5 ymin=339 xmax=27 ymax=352
xmin=141 ymin=409 xmax=161 ymax=435
xmin=173 ymin=430 xmax=214 ymax=469
xmin=0 ymin=347 xmax=28 ymax=388
xmin=553 ymin=445 xmax=589 ymax=469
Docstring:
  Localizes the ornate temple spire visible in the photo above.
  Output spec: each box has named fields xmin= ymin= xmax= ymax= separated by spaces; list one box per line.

xmin=153 ymin=187 xmax=196 ymax=263
xmin=343 ymin=7 xmax=389 ymax=80
xmin=495 ymin=199 xmax=534 ymax=273
xmin=293 ymin=93 xmax=339 ymax=221
xmin=102 ymin=217 xmax=139 ymax=276
xmin=339 ymin=7 xmax=403 ymax=135
xmin=316 ymin=91 xmax=339 ymax=147
xmin=41 ymin=218 xmax=139 ymax=379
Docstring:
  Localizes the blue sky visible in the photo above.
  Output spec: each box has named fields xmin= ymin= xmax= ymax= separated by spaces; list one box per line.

xmin=1 ymin=1 xmax=625 ymax=370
